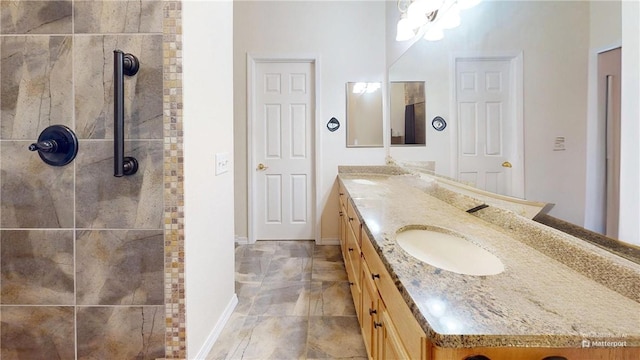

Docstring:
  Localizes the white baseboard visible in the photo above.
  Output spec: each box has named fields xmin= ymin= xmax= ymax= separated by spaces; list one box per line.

xmin=191 ymin=294 xmax=238 ymax=360
xmin=234 ymin=235 xmax=249 ymax=244
xmin=320 ymin=237 xmax=340 ymax=245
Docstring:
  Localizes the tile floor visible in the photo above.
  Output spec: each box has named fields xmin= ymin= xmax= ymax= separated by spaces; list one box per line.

xmin=206 ymin=241 xmax=367 ymax=360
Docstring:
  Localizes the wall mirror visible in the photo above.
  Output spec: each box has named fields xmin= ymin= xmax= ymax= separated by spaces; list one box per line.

xmin=390 ymin=81 xmax=426 ymax=146
xmin=346 ymin=82 xmax=383 ymax=147
xmin=388 ymin=0 xmax=640 ymax=260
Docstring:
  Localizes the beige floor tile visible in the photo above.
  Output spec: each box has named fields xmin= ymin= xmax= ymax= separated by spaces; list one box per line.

xmin=249 ymin=281 xmax=312 ymax=316
xmin=227 ymin=316 xmax=308 ymax=359
xmin=309 ymin=281 xmax=357 ymax=316
xmin=306 ymin=316 xmax=367 ymax=359
xmin=311 ymin=260 xmax=348 ymax=282
xmin=263 ymin=257 xmax=312 ymax=282
xmin=274 ymin=240 xmax=314 ymax=258
xmin=207 ymin=242 xmax=364 ymax=360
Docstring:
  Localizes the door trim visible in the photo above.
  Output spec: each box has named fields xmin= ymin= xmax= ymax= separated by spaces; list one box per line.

xmin=584 ymin=42 xmax=622 ymax=233
xmin=449 ymin=51 xmax=524 ymax=199
xmin=246 ymin=53 xmax=321 ymax=244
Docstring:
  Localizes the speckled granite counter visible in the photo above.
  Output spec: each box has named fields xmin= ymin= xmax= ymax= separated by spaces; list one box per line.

xmin=337 ymin=166 xmax=640 ymax=349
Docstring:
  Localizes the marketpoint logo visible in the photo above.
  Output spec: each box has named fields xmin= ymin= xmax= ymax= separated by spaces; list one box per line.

xmin=581 ymin=339 xmax=627 ymax=348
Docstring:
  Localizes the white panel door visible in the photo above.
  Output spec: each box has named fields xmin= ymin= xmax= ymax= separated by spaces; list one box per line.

xmin=253 ymin=61 xmax=314 ymax=240
xmin=456 ymin=59 xmax=518 ymax=196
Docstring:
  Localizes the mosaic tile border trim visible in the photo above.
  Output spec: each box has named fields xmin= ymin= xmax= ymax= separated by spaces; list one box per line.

xmin=163 ymin=1 xmax=186 ymax=358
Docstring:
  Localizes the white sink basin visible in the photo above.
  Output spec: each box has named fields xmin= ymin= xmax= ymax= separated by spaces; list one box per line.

xmin=396 ymin=227 xmax=505 ymax=276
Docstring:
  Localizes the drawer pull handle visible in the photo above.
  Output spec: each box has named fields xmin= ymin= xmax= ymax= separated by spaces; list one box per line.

xmin=339 ymin=192 xmax=344 ymax=195
xmin=372 ymin=274 xmax=380 ymax=280
xmin=348 ymin=217 xmax=354 ymax=222
xmin=349 ymin=282 xmax=354 ymax=286
xmin=374 ymin=322 xmax=382 ymax=328
xmin=369 ymin=308 xmax=377 ymax=315
xmin=339 ymin=211 xmax=343 ymax=216
xmin=348 ymin=248 xmax=354 ymax=252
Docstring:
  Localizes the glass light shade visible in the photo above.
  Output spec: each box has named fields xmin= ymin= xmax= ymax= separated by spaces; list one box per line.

xmin=457 ymin=0 xmax=481 ymax=10
xmin=439 ymin=4 xmax=460 ymax=29
xmin=407 ymin=0 xmax=442 ymax=26
xmin=396 ymin=17 xmax=415 ymax=41
xmin=423 ymin=26 xmax=444 ymax=41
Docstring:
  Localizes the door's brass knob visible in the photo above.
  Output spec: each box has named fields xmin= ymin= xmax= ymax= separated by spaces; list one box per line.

xmin=501 ymin=161 xmax=512 ymax=168
xmin=257 ymin=163 xmax=268 ymax=171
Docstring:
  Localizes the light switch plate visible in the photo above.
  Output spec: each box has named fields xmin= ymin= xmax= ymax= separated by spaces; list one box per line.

xmin=215 ymin=152 xmax=230 ymax=175
xmin=553 ymin=136 xmax=566 ymax=151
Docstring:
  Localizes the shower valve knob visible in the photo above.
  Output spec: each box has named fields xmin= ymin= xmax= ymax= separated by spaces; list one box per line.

xmin=28 ymin=125 xmax=78 ymax=167
xmin=29 ymin=140 xmax=58 ymax=153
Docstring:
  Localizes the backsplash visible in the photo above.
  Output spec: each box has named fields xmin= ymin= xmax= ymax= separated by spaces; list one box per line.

xmin=0 ymin=1 xmax=166 ymax=359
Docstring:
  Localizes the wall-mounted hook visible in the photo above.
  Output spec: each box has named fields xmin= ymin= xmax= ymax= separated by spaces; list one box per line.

xmin=28 ymin=125 xmax=78 ymax=166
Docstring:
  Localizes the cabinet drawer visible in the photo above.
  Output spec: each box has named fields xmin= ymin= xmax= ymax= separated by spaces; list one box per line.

xmin=361 ymin=231 xmax=426 ymax=360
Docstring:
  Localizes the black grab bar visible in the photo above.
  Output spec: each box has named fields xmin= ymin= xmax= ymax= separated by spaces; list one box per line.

xmin=113 ymin=49 xmax=140 ymax=177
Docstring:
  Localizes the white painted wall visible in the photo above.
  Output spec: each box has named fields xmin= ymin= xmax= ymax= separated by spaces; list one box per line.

xmin=233 ymin=1 xmax=387 ymax=242
xmin=388 ymin=1 xmax=591 ymax=226
xmin=183 ymin=1 xmax=236 ymax=358
xmin=619 ymin=0 xmax=640 ymax=244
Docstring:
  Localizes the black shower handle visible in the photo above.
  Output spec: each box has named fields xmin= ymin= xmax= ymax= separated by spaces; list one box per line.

xmin=113 ymin=50 xmax=139 ymax=177
xmin=29 ymin=140 xmax=58 ymax=153
xmin=28 ymin=125 xmax=78 ymax=167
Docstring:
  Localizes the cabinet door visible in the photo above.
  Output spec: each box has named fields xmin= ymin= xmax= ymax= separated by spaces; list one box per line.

xmin=345 ymin=223 xmax=362 ymax=323
xmin=339 ymin=206 xmax=347 ymax=258
xmin=362 ymin=231 xmax=426 ymax=359
xmin=377 ymin=301 xmax=411 ymax=360
xmin=361 ymin=258 xmax=379 ymax=359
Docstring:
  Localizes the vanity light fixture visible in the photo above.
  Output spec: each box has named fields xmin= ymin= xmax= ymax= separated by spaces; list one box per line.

xmin=396 ymin=0 xmax=481 ymax=42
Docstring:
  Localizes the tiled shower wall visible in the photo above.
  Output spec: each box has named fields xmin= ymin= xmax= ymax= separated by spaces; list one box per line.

xmin=0 ymin=1 xmax=171 ymax=359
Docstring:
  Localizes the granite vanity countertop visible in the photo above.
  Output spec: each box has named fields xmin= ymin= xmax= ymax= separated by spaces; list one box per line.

xmin=337 ymin=168 xmax=640 ymax=349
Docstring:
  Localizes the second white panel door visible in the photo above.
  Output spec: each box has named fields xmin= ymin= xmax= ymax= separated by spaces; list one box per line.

xmin=456 ymin=58 xmax=519 ymax=197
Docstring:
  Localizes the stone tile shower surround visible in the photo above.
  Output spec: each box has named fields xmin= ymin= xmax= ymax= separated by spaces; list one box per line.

xmin=0 ymin=1 xmax=177 ymax=359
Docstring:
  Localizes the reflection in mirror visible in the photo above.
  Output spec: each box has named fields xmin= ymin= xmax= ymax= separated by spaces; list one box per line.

xmin=390 ymin=82 xmax=426 ymax=146
xmin=388 ymin=1 xmax=640 ymax=256
xmin=346 ymin=82 xmax=383 ymax=147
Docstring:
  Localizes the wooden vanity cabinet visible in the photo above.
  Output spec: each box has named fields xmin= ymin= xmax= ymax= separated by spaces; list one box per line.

xmin=338 ymin=183 xmax=427 ymax=360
